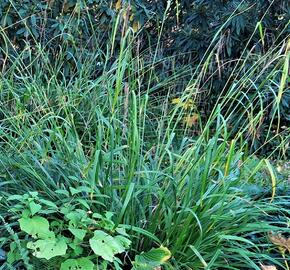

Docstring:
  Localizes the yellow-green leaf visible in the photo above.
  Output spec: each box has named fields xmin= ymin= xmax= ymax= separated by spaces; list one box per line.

xmin=115 ymin=0 xmax=121 ymax=10
xmin=183 ymin=114 xmax=199 ymax=127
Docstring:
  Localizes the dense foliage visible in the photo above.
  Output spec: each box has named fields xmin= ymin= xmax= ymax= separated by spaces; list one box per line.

xmin=0 ymin=0 xmax=289 ymax=154
xmin=0 ymin=1 xmax=289 ymax=269
xmin=1 ymin=0 xmax=289 ymax=59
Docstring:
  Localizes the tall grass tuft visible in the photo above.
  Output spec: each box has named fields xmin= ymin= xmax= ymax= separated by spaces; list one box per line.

xmin=0 ymin=13 xmax=289 ymax=269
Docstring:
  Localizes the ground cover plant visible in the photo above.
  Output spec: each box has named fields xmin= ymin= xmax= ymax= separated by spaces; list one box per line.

xmin=0 ymin=0 xmax=289 ymax=269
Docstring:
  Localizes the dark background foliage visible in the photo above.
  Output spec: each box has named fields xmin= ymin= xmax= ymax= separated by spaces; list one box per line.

xmin=0 ymin=0 xmax=289 ymax=156
xmin=1 ymin=1 xmax=289 ymax=66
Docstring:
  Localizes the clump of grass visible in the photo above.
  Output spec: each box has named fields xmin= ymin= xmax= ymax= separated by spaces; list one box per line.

xmin=0 ymin=16 xmax=289 ymax=270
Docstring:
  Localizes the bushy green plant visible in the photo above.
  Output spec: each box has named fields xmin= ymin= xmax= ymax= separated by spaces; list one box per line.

xmin=0 ymin=3 xmax=289 ymax=269
xmin=5 ymin=190 xmax=131 ymax=269
xmin=2 ymin=190 xmax=172 ymax=269
xmin=0 ymin=57 xmax=289 ymax=269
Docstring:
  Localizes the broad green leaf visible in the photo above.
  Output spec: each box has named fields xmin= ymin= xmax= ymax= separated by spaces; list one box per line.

xmin=60 ymin=258 xmax=94 ymax=270
xmin=7 ymin=243 xmax=21 ymax=264
xmin=19 ymin=216 xmax=51 ymax=238
xmin=89 ymin=230 xmax=126 ymax=262
xmin=142 ymin=246 xmax=171 ymax=262
xmin=7 ymin=195 xmax=23 ymax=201
xmin=115 ymin=227 xmax=129 ymax=236
xmin=105 ymin=212 xmax=114 ymax=220
xmin=60 ymin=205 xmax=74 ymax=215
xmin=76 ymin=198 xmax=90 ymax=210
xmin=69 ymin=187 xmax=82 ymax=195
xmin=133 ymin=246 xmax=171 ymax=270
xmin=132 ymin=262 xmax=152 ymax=270
xmin=21 ymin=209 xmax=31 ymax=218
xmin=29 ymin=201 xmax=42 ymax=215
xmin=69 ymin=242 xmax=84 ymax=256
xmin=55 ymin=190 xmax=70 ymax=197
xmin=69 ymin=228 xmax=86 ymax=240
xmin=39 ymin=199 xmax=58 ymax=209
xmin=66 ymin=210 xmax=87 ymax=226
xmin=28 ymin=192 xmax=38 ymax=198
xmin=92 ymin=213 xmax=102 ymax=219
xmin=115 ymin=235 xmax=131 ymax=248
xmin=27 ymin=237 xmax=67 ymax=260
